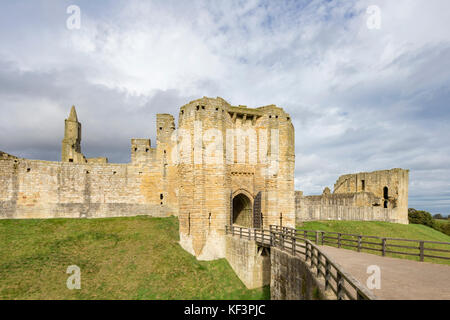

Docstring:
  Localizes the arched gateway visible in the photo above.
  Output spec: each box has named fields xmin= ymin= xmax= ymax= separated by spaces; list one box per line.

xmin=232 ymin=193 xmax=253 ymax=227
xmin=231 ymin=190 xmax=263 ymax=229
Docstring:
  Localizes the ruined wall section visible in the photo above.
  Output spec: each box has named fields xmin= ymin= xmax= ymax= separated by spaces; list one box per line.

xmin=0 ymin=113 xmax=179 ymax=219
xmin=296 ymin=169 xmax=409 ymax=224
xmin=0 ymin=151 xmax=18 ymax=160
xmin=334 ymin=169 xmax=409 ymax=208
xmin=0 ymin=158 xmax=174 ymax=219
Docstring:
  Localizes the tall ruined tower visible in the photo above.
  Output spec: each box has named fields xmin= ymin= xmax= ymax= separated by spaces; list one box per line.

xmin=177 ymin=97 xmax=295 ymax=260
xmin=62 ymin=106 xmax=86 ymax=163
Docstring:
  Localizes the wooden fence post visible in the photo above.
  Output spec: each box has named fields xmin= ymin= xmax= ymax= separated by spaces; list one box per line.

xmin=316 ymin=251 xmax=321 ymax=277
xmin=338 ymin=233 xmax=341 ymax=248
xmin=382 ymin=238 xmax=386 ymax=256
xmin=325 ymin=260 xmax=330 ymax=291
xmin=305 ymin=243 xmax=309 ymax=262
xmin=240 ymin=227 xmax=242 ymax=239
xmin=336 ymin=273 xmax=344 ymax=300
xmin=358 ymin=236 xmax=362 ymax=252
xmin=315 ymin=232 xmax=319 ymax=245
xmin=420 ymin=241 xmax=424 ymax=262
xmin=292 ymin=237 xmax=296 ymax=256
xmin=321 ymin=232 xmax=324 ymax=245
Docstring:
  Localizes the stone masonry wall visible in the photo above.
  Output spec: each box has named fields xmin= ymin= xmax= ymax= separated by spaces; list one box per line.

xmin=270 ymin=247 xmax=330 ymax=300
xmin=295 ymin=169 xmax=409 ymax=225
xmin=177 ymin=97 xmax=295 ymax=260
xmin=0 ymin=158 xmax=177 ymax=219
xmin=225 ymin=235 xmax=270 ymax=289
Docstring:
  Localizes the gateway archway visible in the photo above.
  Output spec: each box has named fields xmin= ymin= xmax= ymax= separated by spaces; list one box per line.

xmin=232 ymin=193 xmax=253 ymax=228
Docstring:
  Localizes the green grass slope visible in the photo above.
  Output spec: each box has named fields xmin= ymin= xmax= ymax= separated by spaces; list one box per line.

xmin=299 ymin=221 xmax=450 ymax=265
xmin=0 ymin=216 xmax=268 ymax=300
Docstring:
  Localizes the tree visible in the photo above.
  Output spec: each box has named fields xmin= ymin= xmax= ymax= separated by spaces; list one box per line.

xmin=408 ymin=208 xmax=435 ymax=228
xmin=433 ymin=213 xmax=444 ymax=220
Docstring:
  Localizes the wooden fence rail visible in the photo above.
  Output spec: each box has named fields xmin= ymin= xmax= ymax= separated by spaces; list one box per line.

xmin=225 ymin=225 xmax=376 ymax=300
xmin=270 ymin=225 xmax=450 ymax=262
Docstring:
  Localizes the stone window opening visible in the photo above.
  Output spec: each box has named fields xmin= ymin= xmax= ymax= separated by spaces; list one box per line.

xmin=208 ymin=212 xmax=212 ymax=229
xmin=215 ymin=108 xmax=219 ymax=111
xmin=145 ymin=148 xmax=149 ymax=152
xmin=196 ymin=105 xmax=200 ymax=111
xmin=201 ymin=106 xmax=205 ymax=110
xmin=361 ymin=180 xmax=365 ymax=191
xmin=280 ymin=212 xmax=283 ymax=227
xmin=69 ymin=159 xmax=73 ymax=163
xmin=383 ymin=186 xmax=389 ymax=208
xmin=181 ymin=110 xmax=184 ymax=115
xmin=160 ymin=193 xmax=164 ymax=200
xmin=159 ymin=127 xmax=162 ymax=130
xmin=134 ymin=147 xmax=137 ymax=152
xmin=27 ymin=168 xmax=31 ymax=172
xmin=113 ymin=171 xmax=117 ymax=175
xmin=188 ymin=213 xmax=191 ymax=235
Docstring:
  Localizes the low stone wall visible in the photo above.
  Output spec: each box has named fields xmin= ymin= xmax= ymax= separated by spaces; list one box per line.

xmin=224 ymin=235 xmax=270 ymax=289
xmin=270 ymin=247 xmax=331 ymax=300
xmin=296 ymin=204 xmax=408 ymax=224
xmin=0 ymin=158 xmax=177 ymax=219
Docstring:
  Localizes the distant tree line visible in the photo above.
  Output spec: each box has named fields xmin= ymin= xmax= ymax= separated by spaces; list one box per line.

xmin=408 ymin=208 xmax=450 ymax=236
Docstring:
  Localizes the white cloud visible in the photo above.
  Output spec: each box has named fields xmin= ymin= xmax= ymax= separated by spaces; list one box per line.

xmin=0 ymin=0 xmax=449 ymax=214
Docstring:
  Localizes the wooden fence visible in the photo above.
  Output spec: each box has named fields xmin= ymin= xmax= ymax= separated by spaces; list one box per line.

xmin=271 ymin=225 xmax=450 ymax=262
xmin=225 ymin=225 xmax=376 ymax=300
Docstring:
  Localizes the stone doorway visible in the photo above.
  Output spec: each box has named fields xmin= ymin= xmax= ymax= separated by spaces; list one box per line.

xmin=232 ymin=193 xmax=253 ymax=228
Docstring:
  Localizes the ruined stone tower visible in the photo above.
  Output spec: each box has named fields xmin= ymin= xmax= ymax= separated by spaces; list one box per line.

xmin=176 ymin=97 xmax=296 ymax=260
xmin=295 ymin=168 xmax=409 ymax=224
xmin=61 ymin=106 xmax=86 ymax=163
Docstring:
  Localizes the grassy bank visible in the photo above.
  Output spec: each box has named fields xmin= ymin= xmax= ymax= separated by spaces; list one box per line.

xmin=0 ymin=216 xmax=268 ymax=300
xmin=298 ymin=220 xmax=450 ymax=265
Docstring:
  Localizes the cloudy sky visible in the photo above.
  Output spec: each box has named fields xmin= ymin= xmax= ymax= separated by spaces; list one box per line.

xmin=0 ymin=0 xmax=449 ymax=215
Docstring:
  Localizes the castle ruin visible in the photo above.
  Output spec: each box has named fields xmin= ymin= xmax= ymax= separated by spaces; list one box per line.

xmin=296 ymin=168 xmax=409 ymax=224
xmin=0 ymin=96 xmax=409 ymax=260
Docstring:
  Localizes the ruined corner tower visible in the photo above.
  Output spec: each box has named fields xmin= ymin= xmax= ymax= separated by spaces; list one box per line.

xmin=61 ymin=106 xmax=86 ymax=163
xmin=61 ymin=106 xmax=108 ymax=164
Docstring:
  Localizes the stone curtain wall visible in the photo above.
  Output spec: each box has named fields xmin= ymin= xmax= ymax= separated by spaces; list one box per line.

xmin=295 ymin=168 xmax=409 ymax=225
xmin=0 ymin=158 xmax=176 ymax=219
xmin=225 ymin=235 xmax=270 ymax=289
xmin=270 ymin=247 xmax=329 ymax=300
xmin=296 ymin=204 xmax=402 ymax=224
xmin=295 ymin=193 xmax=408 ymax=224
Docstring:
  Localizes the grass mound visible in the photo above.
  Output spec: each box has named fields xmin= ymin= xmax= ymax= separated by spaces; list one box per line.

xmin=0 ymin=216 xmax=268 ymax=300
xmin=298 ymin=220 xmax=450 ymax=265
